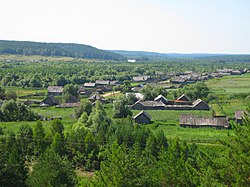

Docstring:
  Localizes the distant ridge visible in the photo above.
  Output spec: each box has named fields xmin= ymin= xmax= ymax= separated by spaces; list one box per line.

xmin=110 ymin=50 xmax=250 ymax=62
xmin=0 ymin=40 xmax=126 ymax=61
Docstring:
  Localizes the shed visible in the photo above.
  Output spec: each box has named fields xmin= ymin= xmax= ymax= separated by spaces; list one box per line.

xmin=154 ymin=94 xmax=169 ymax=105
xmin=83 ymin=82 xmax=96 ymax=88
xmin=234 ymin=110 xmax=245 ymax=124
xmin=192 ymin=99 xmax=210 ymax=110
xmin=133 ymin=111 xmax=151 ymax=124
xmin=88 ymin=93 xmax=106 ymax=103
xmin=131 ymin=100 xmax=166 ymax=110
xmin=180 ymin=114 xmax=229 ymax=129
xmin=48 ymin=86 xmax=63 ymax=96
xmin=40 ymin=95 xmax=59 ymax=106
xmin=177 ymin=94 xmax=191 ymax=102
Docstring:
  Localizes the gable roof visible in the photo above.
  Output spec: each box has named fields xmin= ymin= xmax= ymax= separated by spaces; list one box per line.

xmin=88 ymin=93 xmax=104 ymax=100
xmin=136 ymin=101 xmax=166 ymax=107
xmin=234 ymin=110 xmax=245 ymax=120
xmin=48 ymin=86 xmax=63 ymax=93
xmin=84 ymin=82 xmax=96 ymax=87
xmin=192 ymin=99 xmax=207 ymax=106
xmin=133 ymin=110 xmax=151 ymax=120
xmin=177 ymin=94 xmax=191 ymax=102
xmin=95 ymin=80 xmax=110 ymax=85
xmin=154 ymin=94 xmax=168 ymax=102
xmin=133 ymin=75 xmax=150 ymax=82
xmin=180 ymin=114 xmax=229 ymax=128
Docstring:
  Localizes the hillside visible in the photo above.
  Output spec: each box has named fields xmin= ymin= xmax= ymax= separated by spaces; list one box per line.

xmin=111 ymin=50 xmax=250 ymax=62
xmin=0 ymin=40 xmax=126 ymax=61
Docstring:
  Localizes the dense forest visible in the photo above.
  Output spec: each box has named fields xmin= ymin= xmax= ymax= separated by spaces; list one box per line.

xmin=0 ymin=40 xmax=126 ymax=61
xmin=0 ymin=101 xmax=249 ymax=186
xmin=0 ymin=57 xmax=249 ymax=88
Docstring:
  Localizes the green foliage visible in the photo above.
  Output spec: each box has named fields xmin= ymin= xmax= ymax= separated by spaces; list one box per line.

xmin=87 ymin=101 xmax=112 ymax=136
xmin=113 ymin=97 xmax=132 ymax=118
xmin=33 ymin=120 xmax=46 ymax=156
xmin=16 ymin=124 xmax=34 ymax=160
xmin=0 ymin=40 xmax=125 ymax=60
xmin=27 ymin=149 xmax=76 ymax=187
xmin=0 ymin=130 xmax=28 ymax=186
xmin=0 ymin=100 xmax=39 ymax=122
xmin=141 ymin=85 xmax=167 ymax=100
xmin=74 ymin=100 xmax=93 ymax=118
xmin=5 ymin=90 xmax=17 ymax=100
xmin=173 ymin=82 xmax=210 ymax=101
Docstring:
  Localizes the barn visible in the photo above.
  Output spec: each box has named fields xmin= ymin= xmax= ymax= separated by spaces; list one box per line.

xmin=180 ymin=114 xmax=229 ymax=129
xmin=133 ymin=111 xmax=151 ymax=124
xmin=131 ymin=100 xmax=166 ymax=110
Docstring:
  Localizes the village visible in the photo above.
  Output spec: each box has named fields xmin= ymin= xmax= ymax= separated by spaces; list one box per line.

xmin=19 ymin=67 xmax=248 ymax=129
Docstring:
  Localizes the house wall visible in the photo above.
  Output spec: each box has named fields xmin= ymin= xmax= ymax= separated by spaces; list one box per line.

xmin=193 ymin=102 xmax=210 ymax=110
xmin=135 ymin=115 xmax=151 ymax=124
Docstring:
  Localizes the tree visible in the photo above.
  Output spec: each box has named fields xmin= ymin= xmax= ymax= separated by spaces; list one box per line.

xmin=5 ymin=90 xmax=17 ymax=100
xmin=16 ymin=124 xmax=34 ymax=160
xmin=63 ymin=84 xmax=78 ymax=97
xmin=113 ymin=97 xmax=132 ymax=118
xmin=0 ymin=131 xmax=28 ymax=187
xmin=141 ymin=85 xmax=166 ymax=100
xmin=87 ymin=101 xmax=112 ymax=143
xmin=27 ymin=149 xmax=76 ymax=187
xmin=74 ymin=100 xmax=92 ymax=118
xmin=0 ymin=87 xmax=6 ymax=100
xmin=33 ymin=120 xmax=46 ymax=156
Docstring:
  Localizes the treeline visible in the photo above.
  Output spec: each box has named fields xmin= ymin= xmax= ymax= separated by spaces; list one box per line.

xmin=0 ymin=102 xmax=249 ymax=186
xmin=1 ymin=59 xmax=249 ymax=88
xmin=0 ymin=40 xmax=126 ymax=61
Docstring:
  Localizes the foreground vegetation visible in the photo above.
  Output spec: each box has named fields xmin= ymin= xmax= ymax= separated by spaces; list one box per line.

xmin=0 ymin=54 xmax=249 ymax=186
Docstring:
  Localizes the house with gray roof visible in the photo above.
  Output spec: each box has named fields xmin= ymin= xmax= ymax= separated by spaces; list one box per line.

xmin=180 ymin=114 xmax=229 ymax=129
xmin=133 ymin=110 xmax=151 ymax=124
xmin=48 ymin=86 xmax=63 ymax=96
xmin=131 ymin=100 xmax=166 ymax=110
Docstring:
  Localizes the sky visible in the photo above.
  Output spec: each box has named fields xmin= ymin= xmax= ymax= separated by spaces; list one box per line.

xmin=1 ymin=0 xmax=250 ymax=54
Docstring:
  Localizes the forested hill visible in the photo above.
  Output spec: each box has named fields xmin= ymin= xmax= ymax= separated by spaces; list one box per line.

xmin=111 ymin=50 xmax=250 ymax=62
xmin=0 ymin=40 xmax=126 ymax=61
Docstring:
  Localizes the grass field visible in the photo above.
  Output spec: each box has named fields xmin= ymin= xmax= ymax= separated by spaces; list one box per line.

xmin=206 ymin=73 xmax=250 ymax=94
xmin=206 ymin=73 xmax=250 ymax=117
xmin=132 ymin=110 xmax=212 ymax=124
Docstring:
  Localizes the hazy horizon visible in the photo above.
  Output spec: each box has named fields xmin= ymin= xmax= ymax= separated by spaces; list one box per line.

xmin=1 ymin=0 xmax=250 ymax=54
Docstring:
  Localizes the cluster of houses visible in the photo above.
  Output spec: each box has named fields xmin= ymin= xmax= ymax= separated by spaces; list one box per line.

xmin=133 ymin=109 xmax=247 ymax=129
xmin=131 ymin=94 xmax=210 ymax=111
xmin=130 ymin=68 xmax=247 ymax=90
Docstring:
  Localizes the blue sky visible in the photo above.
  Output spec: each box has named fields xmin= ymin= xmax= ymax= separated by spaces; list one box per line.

xmin=0 ymin=0 xmax=250 ymax=53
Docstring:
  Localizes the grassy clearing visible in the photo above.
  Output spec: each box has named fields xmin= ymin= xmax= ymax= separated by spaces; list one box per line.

xmin=3 ymin=86 xmax=46 ymax=97
xmin=132 ymin=110 xmax=213 ymax=124
xmin=206 ymin=73 xmax=250 ymax=117
xmin=206 ymin=73 xmax=250 ymax=94
xmin=153 ymin=124 xmax=230 ymax=144
xmin=0 ymin=106 xmax=77 ymax=133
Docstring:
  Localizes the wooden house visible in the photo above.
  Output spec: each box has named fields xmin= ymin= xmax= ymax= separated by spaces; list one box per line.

xmin=177 ymin=94 xmax=191 ymax=102
xmin=83 ymin=82 xmax=96 ymax=88
xmin=40 ymin=95 xmax=59 ymax=106
xmin=131 ymin=100 xmax=166 ymax=110
xmin=88 ymin=93 xmax=106 ymax=103
xmin=79 ymin=87 xmax=93 ymax=96
xmin=48 ymin=86 xmax=63 ymax=96
xmin=133 ymin=110 xmax=151 ymax=124
xmin=56 ymin=102 xmax=80 ymax=108
xmin=95 ymin=80 xmax=110 ymax=86
xmin=133 ymin=75 xmax=151 ymax=82
xmin=154 ymin=94 xmax=169 ymax=105
xmin=180 ymin=114 xmax=229 ymax=129
xmin=192 ymin=99 xmax=210 ymax=110
xmin=66 ymin=95 xmax=80 ymax=103
xmin=234 ymin=110 xmax=245 ymax=124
